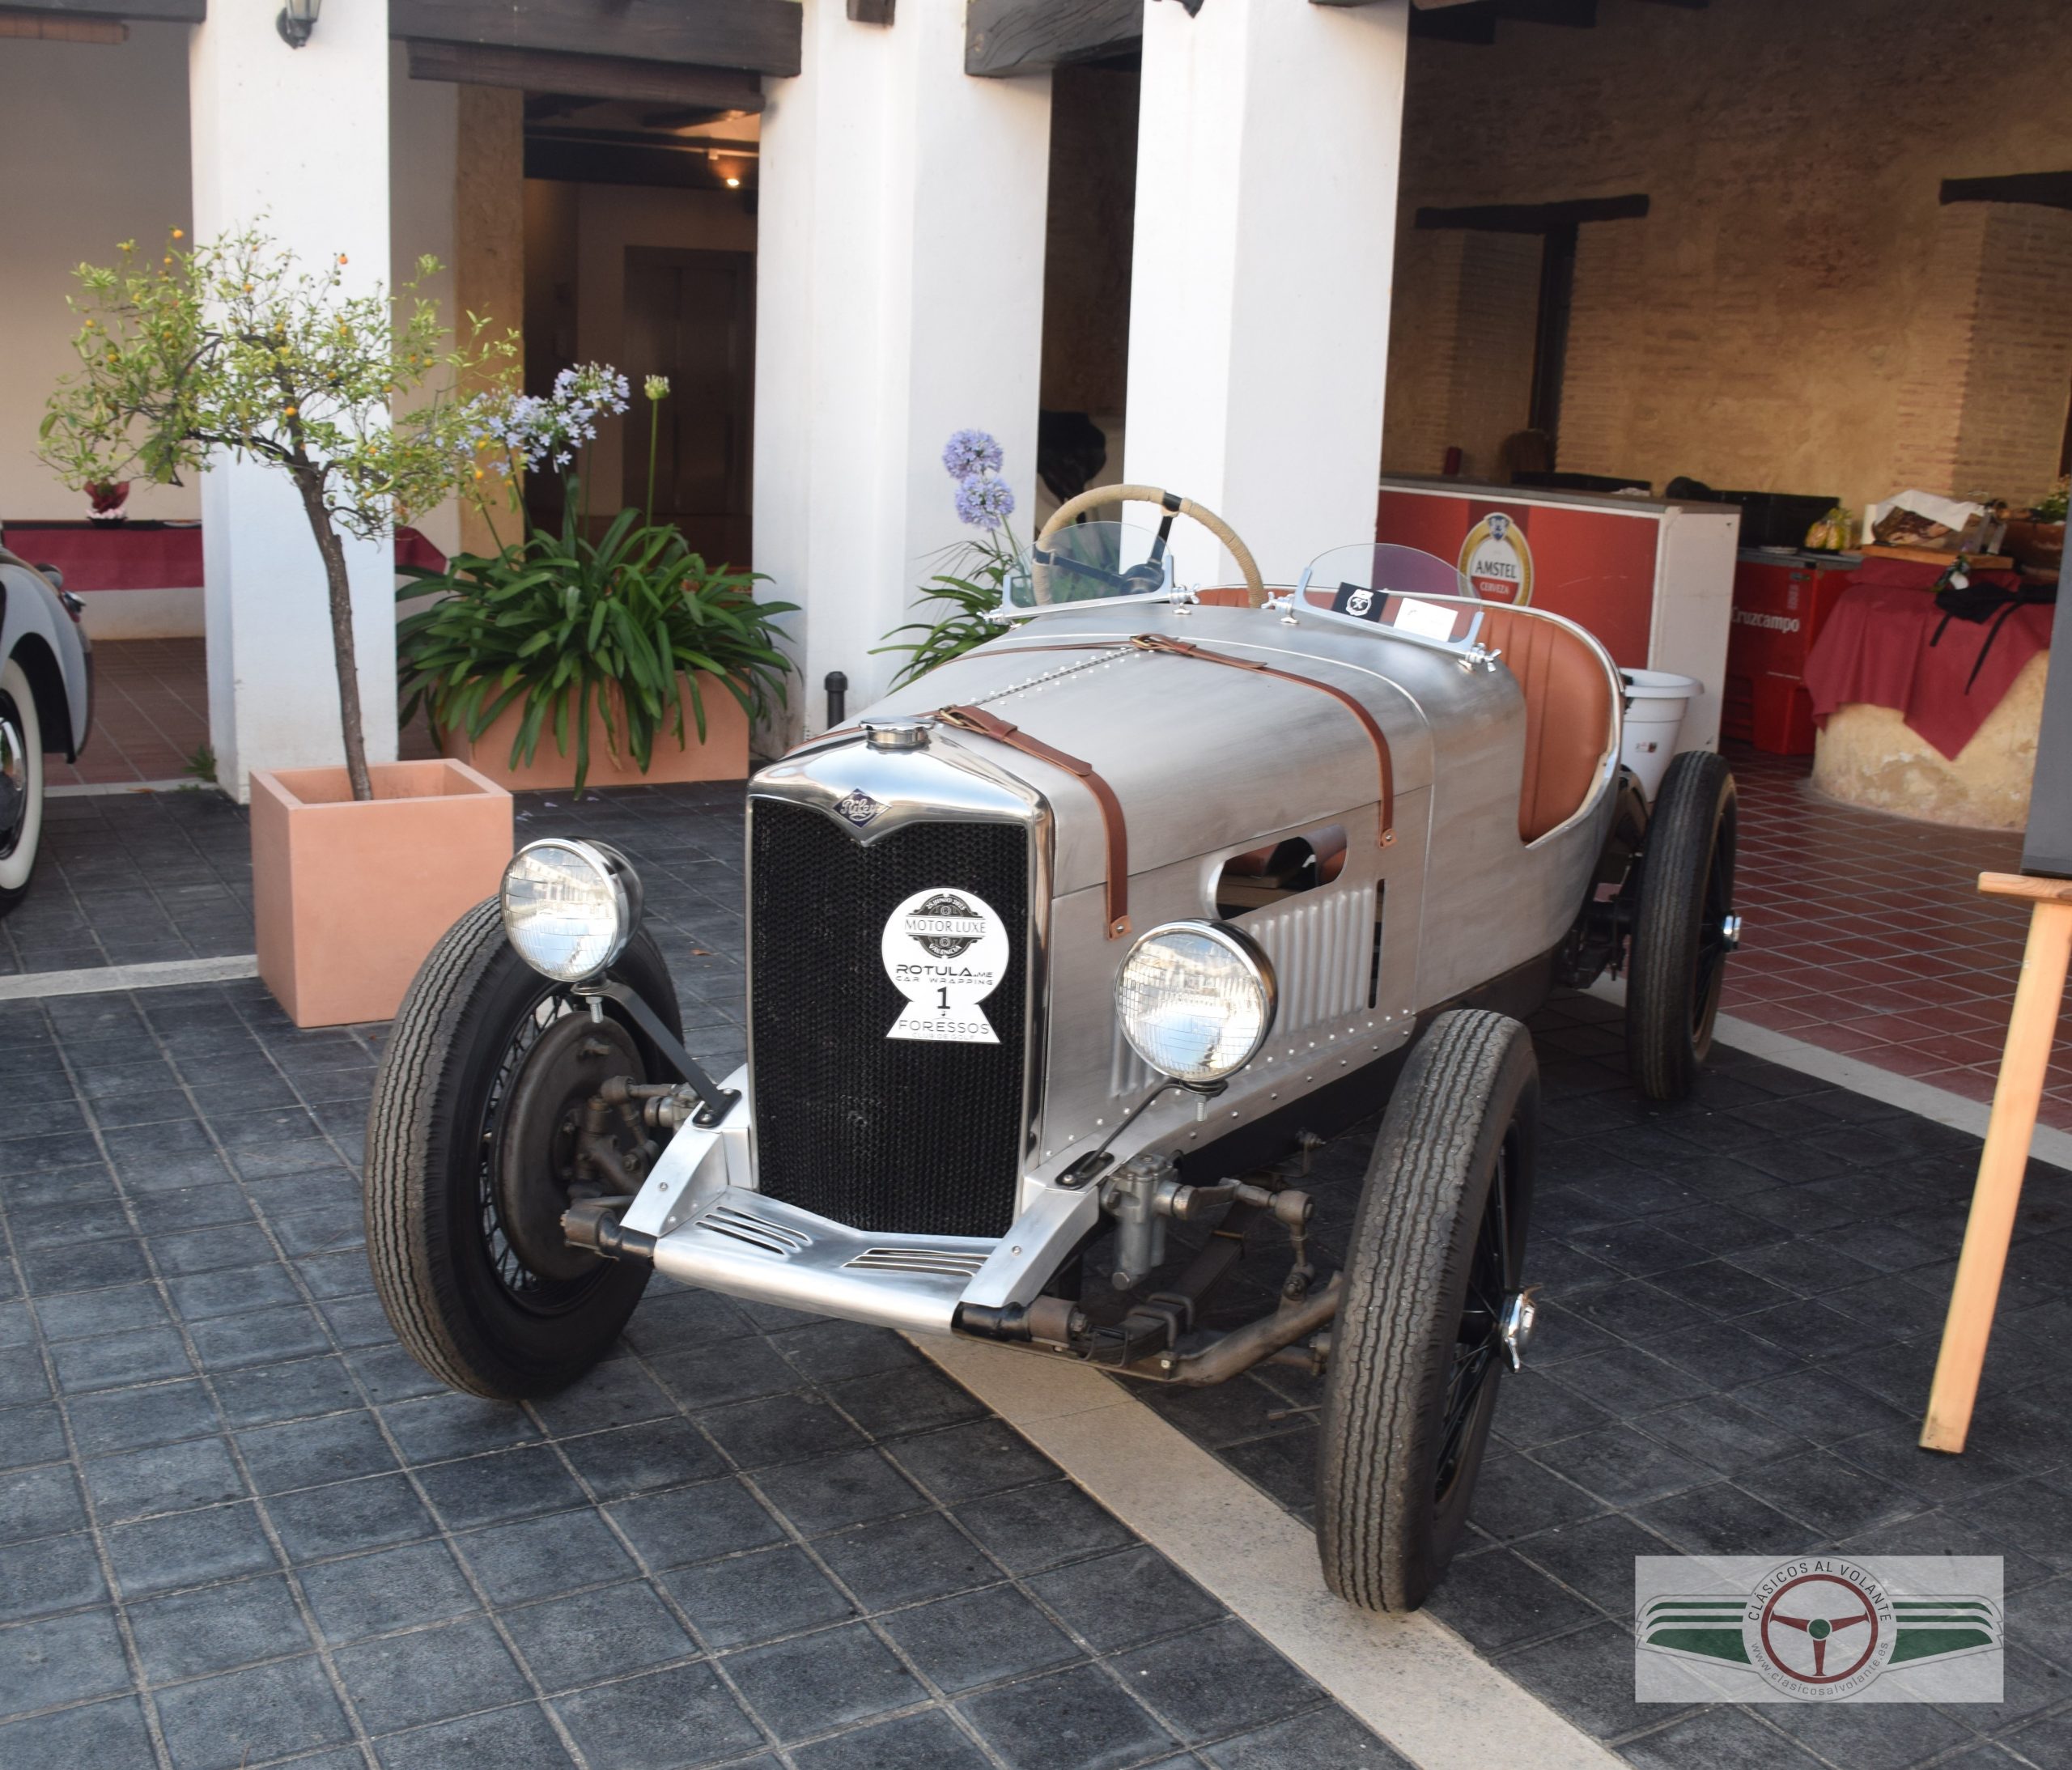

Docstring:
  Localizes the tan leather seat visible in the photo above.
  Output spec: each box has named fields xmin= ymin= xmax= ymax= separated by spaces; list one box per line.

xmin=1476 ymin=609 xmax=1614 ymax=843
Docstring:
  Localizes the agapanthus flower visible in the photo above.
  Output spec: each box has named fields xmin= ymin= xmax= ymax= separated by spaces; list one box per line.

xmin=942 ymin=428 xmax=1003 ymax=479
xmin=645 ymin=375 xmax=670 ymax=401
xmin=954 ymin=473 xmax=1016 ymax=531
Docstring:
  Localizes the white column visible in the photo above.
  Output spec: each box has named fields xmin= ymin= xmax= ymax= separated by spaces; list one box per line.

xmin=190 ymin=0 xmax=396 ymax=800
xmin=1124 ymin=0 xmax=1408 ymax=585
xmin=754 ymin=0 xmax=1051 ymax=738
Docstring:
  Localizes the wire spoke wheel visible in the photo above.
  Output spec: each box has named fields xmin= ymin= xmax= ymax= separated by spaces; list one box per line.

xmin=363 ymin=901 xmax=683 ymax=1399
xmin=1317 ymin=1010 xmax=1538 ymax=1612
xmin=1437 ymin=1140 xmax=1516 ymax=1500
xmin=1627 ymin=749 xmax=1739 ymax=1101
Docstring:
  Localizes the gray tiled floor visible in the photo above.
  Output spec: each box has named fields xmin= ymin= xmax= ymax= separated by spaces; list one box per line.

xmin=0 ymin=785 xmax=1403 ymax=1770
xmin=1137 ymin=994 xmax=2072 ymax=1769
xmin=2 ymin=790 xmax=253 ymax=976
xmin=10 ymin=779 xmax=2071 ymax=1768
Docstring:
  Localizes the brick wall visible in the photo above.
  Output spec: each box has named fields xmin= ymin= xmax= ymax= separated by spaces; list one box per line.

xmin=1956 ymin=205 xmax=2072 ymax=507
xmin=1385 ymin=0 xmax=2072 ymax=511
xmin=1381 ymin=229 xmax=1543 ymax=480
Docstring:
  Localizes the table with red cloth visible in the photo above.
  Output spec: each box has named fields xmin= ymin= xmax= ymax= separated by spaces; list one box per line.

xmin=1802 ymin=557 xmax=2053 ymax=760
xmin=0 ymin=521 xmax=447 ymax=589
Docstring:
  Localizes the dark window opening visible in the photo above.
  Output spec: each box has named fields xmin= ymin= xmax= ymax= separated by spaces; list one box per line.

xmin=1529 ymin=223 xmax=1577 ymax=444
xmin=1214 ymin=826 xmax=1348 ymax=919
xmin=1367 ymin=882 xmax=1386 ymax=1011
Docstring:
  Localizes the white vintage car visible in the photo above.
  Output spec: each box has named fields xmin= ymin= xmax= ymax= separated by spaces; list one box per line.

xmin=365 ymin=487 xmax=1738 ymax=1611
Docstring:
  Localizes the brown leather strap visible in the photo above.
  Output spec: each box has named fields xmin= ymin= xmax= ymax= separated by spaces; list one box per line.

xmin=1129 ymin=636 xmax=1394 ymax=845
xmin=936 ymin=703 xmax=1132 ymax=937
xmin=987 ymin=636 xmax=1397 ymax=846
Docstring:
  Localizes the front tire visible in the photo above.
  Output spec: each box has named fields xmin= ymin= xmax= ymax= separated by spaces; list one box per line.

xmin=363 ymin=900 xmax=681 ymax=1399
xmin=0 ymin=657 xmax=48 ymax=917
xmin=1316 ymin=1010 xmax=1537 ymax=1612
xmin=1627 ymin=749 xmax=1738 ymax=1101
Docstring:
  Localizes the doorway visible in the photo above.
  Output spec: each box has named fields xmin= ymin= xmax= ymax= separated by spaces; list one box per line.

xmin=622 ymin=246 xmax=755 ymax=566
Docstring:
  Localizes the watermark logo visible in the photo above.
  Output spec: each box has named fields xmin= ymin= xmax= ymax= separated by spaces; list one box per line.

xmin=1637 ymin=1557 xmax=2002 ymax=1704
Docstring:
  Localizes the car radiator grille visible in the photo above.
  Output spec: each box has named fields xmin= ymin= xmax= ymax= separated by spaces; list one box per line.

xmin=749 ymin=798 xmax=1030 ymax=1239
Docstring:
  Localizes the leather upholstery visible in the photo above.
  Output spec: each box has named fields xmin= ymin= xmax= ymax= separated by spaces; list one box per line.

xmin=1477 ymin=609 xmax=1614 ymax=843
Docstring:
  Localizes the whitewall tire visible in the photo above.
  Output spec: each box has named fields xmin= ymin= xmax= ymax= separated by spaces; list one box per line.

xmin=0 ymin=657 xmax=45 ymax=913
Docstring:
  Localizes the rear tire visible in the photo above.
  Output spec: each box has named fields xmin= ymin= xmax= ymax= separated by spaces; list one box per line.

xmin=1316 ymin=1009 xmax=1537 ymax=1612
xmin=363 ymin=900 xmax=681 ymax=1399
xmin=1627 ymin=749 xmax=1738 ymax=1101
xmin=0 ymin=658 xmax=48 ymax=918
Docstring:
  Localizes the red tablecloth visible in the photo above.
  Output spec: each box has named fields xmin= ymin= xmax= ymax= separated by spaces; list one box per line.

xmin=1802 ymin=558 xmax=2053 ymax=760
xmin=0 ymin=522 xmax=446 ymax=590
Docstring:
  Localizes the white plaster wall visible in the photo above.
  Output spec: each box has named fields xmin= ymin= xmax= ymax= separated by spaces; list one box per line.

xmin=1127 ymin=0 xmax=1408 ymax=584
xmin=190 ymin=0 xmax=397 ymax=795
xmin=0 ymin=26 xmax=194 ymax=521
xmin=389 ymin=50 xmax=462 ymax=560
xmin=754 ymin=0 xmax=1051 ymax=735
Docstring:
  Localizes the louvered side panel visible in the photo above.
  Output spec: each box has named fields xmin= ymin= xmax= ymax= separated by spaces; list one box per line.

xmin=1259 ymin=885 xmax=1372 ymax=1034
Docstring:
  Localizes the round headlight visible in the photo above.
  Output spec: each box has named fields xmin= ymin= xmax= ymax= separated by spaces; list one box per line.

xmin=500 ymin=839 xmax=640 ymax=983
xmin=1116 ymin=920 xmax=1276 ymax=1085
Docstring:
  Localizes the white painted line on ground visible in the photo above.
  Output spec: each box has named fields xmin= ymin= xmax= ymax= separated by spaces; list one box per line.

xmin=917 ymin=1336 xmax=1624 ymax=1770
xmin=47 ymin=779 xmax=210 ymax=798
xmin=0 ymin=954 xmax=259 ymax=1001
xmin=1586 ymin=978 xmax=2072 ymax=1174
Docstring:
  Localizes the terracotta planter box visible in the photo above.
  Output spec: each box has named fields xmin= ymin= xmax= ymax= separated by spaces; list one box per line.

xmin=439 ymin=673 xmax=750 ymax=791
xmin=252 ymin=759 xmax=513 ymax=1028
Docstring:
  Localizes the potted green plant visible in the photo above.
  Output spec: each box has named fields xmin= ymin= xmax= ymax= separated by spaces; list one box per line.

xmin=2006 ymin=476 xmax=2068 ymax=575
xmin=398 ymin=369 xmax=796 ymax=792
xmin=40 ymin=227 xmax=520 ymax=1026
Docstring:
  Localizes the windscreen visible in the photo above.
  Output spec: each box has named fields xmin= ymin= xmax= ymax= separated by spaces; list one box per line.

xmin=1006 ymin=520 xmax=1182 ymax=611
xmin=1293 ymin=542 xmax=1482 ymax=645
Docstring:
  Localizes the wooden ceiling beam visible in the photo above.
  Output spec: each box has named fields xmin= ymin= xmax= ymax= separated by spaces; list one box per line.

xmin=0 ymin=0 xmax=200 ymax=19
xmin=966 ymin=0 xmax=1140 ymax=78
xmin=1942 ymin=170 xmax=2072 ymax=212
xmin=390 ymin=0 xmax=800 ymax=79
xmin=1416 ymin=193 xmax=1649 ymax=231
xmin=403 ymin=41 xmax=767 ymax=112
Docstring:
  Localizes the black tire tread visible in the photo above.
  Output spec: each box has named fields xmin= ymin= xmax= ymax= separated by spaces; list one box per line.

xmin=363 ymin=899 xmax=516 ymax=1396
xmin=1316 ymin=1008 xmax=1535 ymax=1611
xmin=363 ymin=902 xmax=678 ymax=1399
xmin=1627 ymin=749 xmax=1736 ymax=1101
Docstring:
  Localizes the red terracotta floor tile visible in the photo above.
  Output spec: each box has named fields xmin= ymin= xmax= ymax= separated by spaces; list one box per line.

xmin=1721 ymin=742 xmax=2048 ymax=1108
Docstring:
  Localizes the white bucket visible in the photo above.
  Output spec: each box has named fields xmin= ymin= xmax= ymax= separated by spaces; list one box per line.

xmin=1619 ymin=669 xmax=1700 ymax=800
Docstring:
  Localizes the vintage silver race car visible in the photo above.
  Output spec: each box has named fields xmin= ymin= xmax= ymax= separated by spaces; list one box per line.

xmin=365 ymin=486 xmax=1739 ymax=1611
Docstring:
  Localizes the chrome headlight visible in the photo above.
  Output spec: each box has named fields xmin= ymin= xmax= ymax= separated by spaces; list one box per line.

xmin=1116 ymin=919 xmax=1276 ymax=1085
xmin=500 ymin=838 xmax=642 ymax=983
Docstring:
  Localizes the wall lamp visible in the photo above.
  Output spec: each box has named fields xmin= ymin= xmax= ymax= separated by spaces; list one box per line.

xmin=277 ymin=0 xmax=321 ymax=49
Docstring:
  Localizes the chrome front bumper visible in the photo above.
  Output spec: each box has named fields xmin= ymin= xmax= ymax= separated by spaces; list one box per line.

xmin=614 ymin=1072 xmax=1100 ymax=1335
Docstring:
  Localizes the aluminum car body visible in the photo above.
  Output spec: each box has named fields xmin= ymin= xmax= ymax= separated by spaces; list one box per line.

xmin=611 ymin=594 xmax=1624 ymax=1337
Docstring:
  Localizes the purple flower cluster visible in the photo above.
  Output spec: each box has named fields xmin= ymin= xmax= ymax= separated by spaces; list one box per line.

xmin=954 ymin=473 xmax=1016 ymax=531
xmin=942 ymin=428 xmax=1004 ymax=479
xmin=464 ymin=363 xmax=631 ymax=475
xmin=942 ymin=427 xmax=1014 ymax=532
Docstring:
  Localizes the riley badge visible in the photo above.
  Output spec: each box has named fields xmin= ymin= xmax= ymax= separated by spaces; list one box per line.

xmin=880 ymin=887 xmax=1009 ymax=1043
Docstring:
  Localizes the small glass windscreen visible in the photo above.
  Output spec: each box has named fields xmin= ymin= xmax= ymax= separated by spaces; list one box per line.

xmin=1293 ymin=543 xmax=1482 ymax=645
xmin=1007 ymin=520 xmax=1182 ymax=611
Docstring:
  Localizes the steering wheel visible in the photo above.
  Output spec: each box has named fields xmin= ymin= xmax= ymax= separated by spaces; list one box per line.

xmin=1034 ymin=483 xmax=1268 ymax=609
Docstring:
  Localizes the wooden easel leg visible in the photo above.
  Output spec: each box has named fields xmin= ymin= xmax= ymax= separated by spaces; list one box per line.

xmin=1921 ymin=894 xmax=2072 ymax=1453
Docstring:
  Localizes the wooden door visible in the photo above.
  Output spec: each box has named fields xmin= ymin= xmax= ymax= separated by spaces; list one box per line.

xmin=622 ymin=247 xmax=755 ymax=567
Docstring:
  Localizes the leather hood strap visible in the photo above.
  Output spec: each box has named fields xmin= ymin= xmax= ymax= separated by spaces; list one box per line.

xmin=1129 ymin=636 xmax=1395 ymax=846
xmin=936 ymin=703 xmax=1132 ymax=938
xmin=983 ymin=635 xmax=1397 ymax=847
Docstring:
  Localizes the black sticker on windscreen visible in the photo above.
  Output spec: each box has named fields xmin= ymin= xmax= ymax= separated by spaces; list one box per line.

xmin=1331 ymin=582 xmax=1386 ymax=622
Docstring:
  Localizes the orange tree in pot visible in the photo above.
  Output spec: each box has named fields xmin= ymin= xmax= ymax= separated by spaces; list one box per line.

xmin=397 ymin=371 xmax=796 ymax=794
xmin=40 ymin=227 xmax=523 ymax=1024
